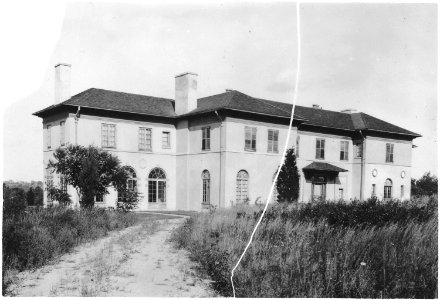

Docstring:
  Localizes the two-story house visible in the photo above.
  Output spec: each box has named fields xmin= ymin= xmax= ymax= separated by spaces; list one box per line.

xmin=33 ymin=63 xmax=421 ymax=210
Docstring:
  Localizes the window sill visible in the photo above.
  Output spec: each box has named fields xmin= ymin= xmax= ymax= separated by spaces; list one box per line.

xmin=202 ymin=148 xmax=211 ymax=151
xmin=244 ymin=149 xmax=256 ymax=152
xmin=162 ymin=146 xmax=171 ymax=149
xmin=139 ymin=149 xmax=153 ymax=152
xmin=267 ymin=151 xmax=279 ymax=154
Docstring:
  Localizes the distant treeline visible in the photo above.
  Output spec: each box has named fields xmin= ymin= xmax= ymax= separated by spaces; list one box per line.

xmin=3 ymin=180 xmax=43 ymax=192
xmin=3 ymin=182 xmax=44 ymax=213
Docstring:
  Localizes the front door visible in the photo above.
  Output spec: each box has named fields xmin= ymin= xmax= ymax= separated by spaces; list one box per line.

xmin=312 ymin=183 xmax=326 ymax=202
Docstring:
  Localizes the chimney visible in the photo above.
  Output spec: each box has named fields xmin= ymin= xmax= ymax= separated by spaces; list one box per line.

xmin=312 ymin=104 xmax=322 ymax=109
xmin=54 ymin=63 xmax=71 ymax=104
xmin=341 ymin=108 xmax=357 ymax=114
xmin=175 ymin=72 xmax=198 ymax=114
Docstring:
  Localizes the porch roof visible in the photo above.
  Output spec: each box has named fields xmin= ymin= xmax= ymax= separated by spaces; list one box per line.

xmin=303 ymin=162 xmax=348 ymax=173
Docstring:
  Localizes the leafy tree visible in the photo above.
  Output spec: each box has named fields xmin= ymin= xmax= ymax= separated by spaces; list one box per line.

xmin=411 ymin=172 xmax=438 ymax=197
xmin=3 ymin=187 xmax=27 ymax=215
xmin=276 ymin=147 xmax=300 ymax=202
xmin=34 ymin=186 xmax=44 ymax=206
xmin=26 ymin=187 xmax=35 ymax=206
xmin=48 ymin=145 xmax=137 ymax=208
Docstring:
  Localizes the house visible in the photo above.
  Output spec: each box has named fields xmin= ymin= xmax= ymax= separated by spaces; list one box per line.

xmin=33 ymin=63 xmax=421 ymax=210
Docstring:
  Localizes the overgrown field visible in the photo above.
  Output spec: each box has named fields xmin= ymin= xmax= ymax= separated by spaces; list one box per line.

xmin=2 ymin=207 xmax=137 ymax=294
xmin=171 ymin=196 xmax=438 ymax=298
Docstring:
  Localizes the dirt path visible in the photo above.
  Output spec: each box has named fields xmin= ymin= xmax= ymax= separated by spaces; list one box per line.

xmin=8 ymin=216 xmax=216 ymax=297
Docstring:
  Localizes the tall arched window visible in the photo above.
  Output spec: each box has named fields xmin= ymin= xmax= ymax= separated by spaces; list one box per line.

xmin=148 ymin=168 xmax=166 ymax=203
xmin=118 ymin=166 xmax=137 ymax=202
xmin=202 ymin=170 xmax=210 ymax=204
xmin=384 ymin=178 xmax=393 ymax=199
xmin=236 ymin=170 xmax=249 ymax=203
xmin=272 ymin=172 xmax=278 ymax=202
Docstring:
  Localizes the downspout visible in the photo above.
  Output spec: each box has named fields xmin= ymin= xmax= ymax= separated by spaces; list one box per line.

xmin=358 ymin=129 xmax=366 ymax=201
xmin=214 ymin=110 xmax=223 ymax=208
xmin=74 ymin=106 xmax=81 ymax=145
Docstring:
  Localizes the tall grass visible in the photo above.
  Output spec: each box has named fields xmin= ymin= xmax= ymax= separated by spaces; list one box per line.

xmin=171 ymin=197 xmax=438 ymax=298
xmin=2 ymin=207 xmax=137 ymax=294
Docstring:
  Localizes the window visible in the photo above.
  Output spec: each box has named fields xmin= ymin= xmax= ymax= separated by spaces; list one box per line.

xmin=118 ymin=167 xmax=137 ymax=202
xmin=384 ymin=178 xmax=393 ymax=199
xmin=95 ymin=195 xmax=104 ymax=203
xmin=101 ymin=123 xmax=116 ymax=148
xmin=386 ymin=143 xmax=394 ymax=163
xmin=60 ymin=175 xmax=67 ymax=193
xmin=162 ymin=131 xmax=170 ymax=148
xmin=202 ymin=170 xmax=210 ymax=204
xmin=245 ymin=127 xmax=257 ymax=151
xmin=60 ymin=121 xmax=65 ymax=146
xmin=236 ymin=170 xmax=249 ymax=202
xmin=338 ymin=188 xmax=344 ymax=200
xmin=139 ymin=127 xmax=152 ymax=151
xmin=202 ymin=127 xmax=210 ymax=150
xmin=267 ymin=129 xmax=279 ymax=153
xmin=315 ymin=138 xmax=325 ymax=159
xmin=148 ymin=168 xmax=166 ymax=203
xmin=296 ymin=135 xmax=300 ymax=157
xmin=355 ymin=142 xmax=363 ymax=158
xmin=340 ymin=141 xmax=349 ymax=161
xmin=372 ymin=184 xmax=377 ymax=198
xmin=46 ymin=125 xmax=51 ymax=149
xmin=401 ymin=185 xmax=404 ymax=199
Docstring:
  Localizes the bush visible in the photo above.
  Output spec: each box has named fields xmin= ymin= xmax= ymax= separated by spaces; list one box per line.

xmin=170 ymin=197 xmax=438 ymax=298
xmin=3 ymin=187 xmax=27 ymax=216
xmin=2 ymin=206 xmax=137 ymax=294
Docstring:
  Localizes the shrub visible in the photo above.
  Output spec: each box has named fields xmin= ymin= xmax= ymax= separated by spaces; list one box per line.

xmin=171 ymin=197 xmax=438 ymax=298
xmin=3 ymin=187 xmax=27 ymax=216
xmin=276 ymin=148 xmax=300 ymax=202
xmin=2 ymin=207 xmax=137 ymax=294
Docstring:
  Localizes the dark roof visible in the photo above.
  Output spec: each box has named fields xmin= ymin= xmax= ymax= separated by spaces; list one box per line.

xmin=33 ymin=88 xmax=420 ymax=138
xmin=34 ymin=88 xmax=176 ymax=118
xmin=303 ymin=162 xmax=348 ymax=173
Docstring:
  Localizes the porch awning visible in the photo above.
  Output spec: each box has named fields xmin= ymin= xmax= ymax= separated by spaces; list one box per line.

xmin=303 ymin=162 xmax=348 ymax=173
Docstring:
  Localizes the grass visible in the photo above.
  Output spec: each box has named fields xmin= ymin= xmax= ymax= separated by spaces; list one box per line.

xmin=2 ymin=206 xmax=138 ymax=295
xmin=170 ymin=196 xmax=438 ymax=298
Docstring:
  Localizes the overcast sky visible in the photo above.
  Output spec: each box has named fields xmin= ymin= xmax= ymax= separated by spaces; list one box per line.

xmin=2 ymin=2 xmax=437 ymax=181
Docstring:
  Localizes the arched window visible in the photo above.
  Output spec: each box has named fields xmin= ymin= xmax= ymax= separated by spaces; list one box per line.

xmin=384 ymin=178 xmax=393 ymax=199
xmin=118 ymin=167 xmax=137 ymax=202
xmin=148 ymin=168 xmax=166 ymax=203
xmin=202 ymin=170 xmax=210 ymax=204
xmin=272 ymin=172 xmax=278 ymax=202
xmin=236 ymin=170 xmax=249 ymax=203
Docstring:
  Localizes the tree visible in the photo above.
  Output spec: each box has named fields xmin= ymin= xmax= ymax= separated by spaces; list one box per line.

xmin=33 ymin=186 xmax=44 ymax=206
xmin=276 ymin=147 xmax=300 ymax=202
xmin=3 ymin=187 xmax=27 ymax=215
xmin=48 ymin=145 xmax=136 ymax=208
xmin=411 ymin=172 xmax=438 ymax=197
xmin=26 ymin=187 xmax=35 ymax=206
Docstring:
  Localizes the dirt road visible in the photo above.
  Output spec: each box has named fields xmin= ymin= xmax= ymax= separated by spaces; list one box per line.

xmin=8 ymin=215 xmax=216 ymax=297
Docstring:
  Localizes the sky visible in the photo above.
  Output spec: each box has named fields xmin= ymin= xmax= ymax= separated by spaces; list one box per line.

xmin=1 ymin=1 xmax=437 ymax=182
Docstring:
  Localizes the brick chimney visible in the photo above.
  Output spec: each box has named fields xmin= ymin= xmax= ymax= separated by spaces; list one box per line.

xmin=341 ymin=108 xmax=357 ymax=114
xmin=175 ymin=72 xmax=198 ymax=114
xmin=54 ymin=63 xmax=71 ymax=104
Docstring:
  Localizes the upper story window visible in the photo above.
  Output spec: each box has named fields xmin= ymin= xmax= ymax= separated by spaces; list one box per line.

xmin=315 ymin=138 xmax=325 ymax=159
xmin=101 ymin=123 xmax=116 ymax=148
xmin=46 ymin=124 xmax=51 ymax=149
xmin=386 ymin=143 xmax=394 ymax=163
xmin=60 ymin=121 xmax=65 ymax=146
xmin=202 ymin=127 xmax=210 ymax=151
xmin=355 ymin=142 xmax=363 ymax=158
xmin=340 ymin=141 xmax=349 ymax=161
xmin=267 ymin=129 xmax=279 ymax=153
xmin=162 ymin=131 xmax=171 ymax=148
xmin=245 ymin=126 xmax=257 ymax=152
xmin=139 ymin=127 xmax=152 ymax=151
